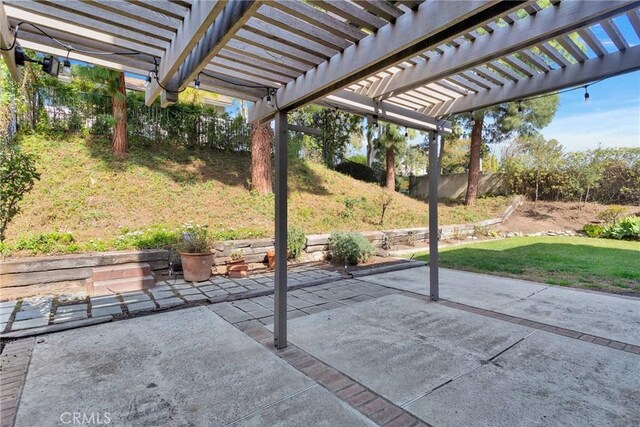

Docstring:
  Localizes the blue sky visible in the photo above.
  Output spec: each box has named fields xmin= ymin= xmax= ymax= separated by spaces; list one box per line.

xmin=540 ymin=70 xmax=640 ymax=151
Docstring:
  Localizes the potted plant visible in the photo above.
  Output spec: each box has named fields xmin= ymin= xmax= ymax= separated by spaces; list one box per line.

xmin=227 ymin=248 xmax=248 ymax=278
xmin=266 ymin=249 xmax=276 ymax=270
xmin=265 ymin=227 xmax=306 ymax=270
xmin=176 ymin=223 xmax=213 ymax=282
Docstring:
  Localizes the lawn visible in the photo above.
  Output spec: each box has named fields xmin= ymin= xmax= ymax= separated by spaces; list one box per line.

xmin=413 ymin=236 xmax=640 ymax=293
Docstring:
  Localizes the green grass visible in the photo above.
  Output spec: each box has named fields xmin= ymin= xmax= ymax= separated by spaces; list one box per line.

xmin=413 ymin=236 xmax=640 ymax=293
xmin=4 ymin=132 xmax=512 ymax=256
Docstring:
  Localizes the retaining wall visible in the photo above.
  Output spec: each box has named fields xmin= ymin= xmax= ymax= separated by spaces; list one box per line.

xmin=410 ymin=172 xmax=507 ymax=200
xmin=0 ymin=197 xmax=523 ymax=300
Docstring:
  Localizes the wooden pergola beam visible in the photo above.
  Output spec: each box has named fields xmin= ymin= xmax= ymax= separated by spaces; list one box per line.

xmin=145 ymin=0 xmax=227 ymax=106
xmin=0 ymin=0 xmax=20 ymax=82
xmin=371 ymin=0 xmax=638 ymax=100
xmin=427 ymin=44 xmax=640 ymax=117
xmin=248 ymin=0 xmax=528 ymax=123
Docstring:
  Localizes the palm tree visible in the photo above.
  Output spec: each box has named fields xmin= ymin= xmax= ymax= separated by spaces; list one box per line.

xmin=374 ymin=124 xmax=407 ymax=191
xmin=75 ymin=66 xmax=127 ymax=157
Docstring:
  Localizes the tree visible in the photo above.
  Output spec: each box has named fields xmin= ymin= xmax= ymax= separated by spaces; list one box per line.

xmin=250 ymin=122 xmax=273 ymax=194
xmin=458 ymin=95 xmax=559 ymax=206
xmin=517 ymin=134 xmax=564 ymax=206
xmin=75 ymin=66 xmax=128 ymax=156
xmin=0 ymin=144 xmax=40 ymax=241
xmin=374 ymin=123 xmax=408 ymax=190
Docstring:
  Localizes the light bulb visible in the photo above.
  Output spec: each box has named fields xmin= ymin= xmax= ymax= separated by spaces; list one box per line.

xmin=58 ymin=59 xmax=72 ymax=83
xmin=267 ymin=93 xmax=273 ymax=107
xmin=584 ymin=87 xmax=590 ymax=104
xmin=194 ymin=76 xmax=200 ymax=89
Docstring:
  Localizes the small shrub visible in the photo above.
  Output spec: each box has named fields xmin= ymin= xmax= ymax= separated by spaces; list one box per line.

xmin=287 ymin=226 xmax=306 ymax=260
xmin=602 ymin=216 xmax=640 ymax=241
xmin=334 ymin=160 xmax=382 ymax=184
xmin=229 ymin=248 xmax=245 ymax=261
xmin=174 ymin=223 xmax=210 ymax=253
xmin=330 ymin=232 xmax=375 ymax=265
xmin=582 ymin=224 xmax=604 ymax=238
xmin=14 ymin=231 xmax=76 ymax=254
xmin=376 ymin=190 xmax=394 ymax=226
xmin=341 ymin=197 xmax=361 ymax=219
xmin=0 ymin=144 xmax=41 ymax=241
xmin=596 ymin=205 xmax=626 ymax=225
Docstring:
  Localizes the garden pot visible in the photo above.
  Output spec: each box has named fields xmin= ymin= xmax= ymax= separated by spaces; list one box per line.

xmin=266 ymin=250 xmax=276 ymax=270
xmin=180 ymin=252 xmax=214 ymax=282
xmin=227 ymin=259 xmax=249 ymax=278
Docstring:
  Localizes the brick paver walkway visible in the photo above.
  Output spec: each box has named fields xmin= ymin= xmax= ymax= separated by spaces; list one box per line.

xmin=0 ymin=264 xmax=343 ymax=337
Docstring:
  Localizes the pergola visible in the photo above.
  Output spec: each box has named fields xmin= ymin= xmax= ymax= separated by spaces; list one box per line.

xmin=2 ymin=0 xmax=639 ymax=349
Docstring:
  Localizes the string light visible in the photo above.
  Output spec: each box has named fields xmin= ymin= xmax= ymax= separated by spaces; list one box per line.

xmin=517 ymin=100 xmax=523 ymax=113
xmin=584 ymin=86 xmax=590 ymax=104
xmin=194 ymin=73 xmax=201 ymax=89
xmin=404 ymin=127 xmax=409 ymax=138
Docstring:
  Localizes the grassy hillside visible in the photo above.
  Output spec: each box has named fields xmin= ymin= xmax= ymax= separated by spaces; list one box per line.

xmin=4 ymin=132 xmax=510 ymax=254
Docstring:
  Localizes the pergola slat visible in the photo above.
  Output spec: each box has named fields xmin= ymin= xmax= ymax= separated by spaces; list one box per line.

xmin=538 ymin=42 xmax=572 ymax=68
xmin=601 ymin=19 xmax=630 ymax=50
xmin=249 ymin=0 xmax=523 ymax=123
xmin=145 ymin=0 xmax=226 ymax=105
xmin=369 ymin=0 xmax=636 ymax=100
xmin=352 ymin=1 xmax=404 ymax=22
xmin=518 ymin=49 xmax=552 ymax=72
xmin=224 ymin=39 xmax=309 ymax=72
xmin=429 ymin=44 xmax=640 ymax=117
xmin=0 ymin=0 xmax=19 ymax=81
xmin=217 ymin=48 xmax=301 ymax=77
xmin=577 ymin=28 xmax=607 ymax=57
xmin=627 ymin=9 xmax=640 ymax=37
xmin=270 ymin=0 xmax=366 ymax=42
xmin=210 ymin=56 xmax=293 ymax=84
xmin=131 ymin=0 xmax=190 ymax=20
xmin=89 ymin=0 xmax=183 ymax=30
xmin=4 ymin=1 xmax=169 ymax=49
xmin=234 ymin=28 xmax=324 ymax=66
xmin=556 ymin=35 xmax=589 ymax=62
xmin=311 ymin=0 xmax=387 ymax=32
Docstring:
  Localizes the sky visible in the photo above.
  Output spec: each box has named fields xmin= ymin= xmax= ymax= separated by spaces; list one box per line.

xmin=540 ymin=70 xmax=640 ymax=152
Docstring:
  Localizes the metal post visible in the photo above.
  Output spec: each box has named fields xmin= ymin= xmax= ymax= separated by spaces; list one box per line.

xmin=428 ymin=131 xmax=439 ymax=301
xmin=273 ymin=110 xmax=288 ymax=349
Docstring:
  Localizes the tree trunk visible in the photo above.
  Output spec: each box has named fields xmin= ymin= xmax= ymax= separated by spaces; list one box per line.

xmin=464 ymin=116 xmax=483 ymax=206
xmin=112 ymin=72 xmax=127 ymax=157
xmin=366 ymin=132 xmax=374 ymax=167
xmin=534 ymin=169 xmax=540 ymax=207
xmin=386 ymin=147 xmax=395 ymax=191
xmin=250 ymin=122 xmax=274 ymax=194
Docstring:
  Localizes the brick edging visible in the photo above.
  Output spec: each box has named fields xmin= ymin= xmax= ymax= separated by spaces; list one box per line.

xmin=244 ymin=325 xmax=430 ymax=427
xmin=438 ymin=300 xmax=640 ymax=355
xmin=0 ymin=338 xmax=35 ymax=427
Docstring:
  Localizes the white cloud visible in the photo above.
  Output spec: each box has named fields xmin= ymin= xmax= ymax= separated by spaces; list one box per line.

xmin=542 ymin=105 xmax=640 ymax=151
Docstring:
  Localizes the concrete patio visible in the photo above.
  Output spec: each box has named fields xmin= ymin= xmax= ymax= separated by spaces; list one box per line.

xmin=2 ymin=267 xmax=639 ymax=426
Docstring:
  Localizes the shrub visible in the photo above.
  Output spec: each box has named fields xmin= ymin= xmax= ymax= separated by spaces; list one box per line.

xmin=602 ymin=216 xmax=640 ymax=241
xmin=335 ymin=160 xmax=382 ymax=184
xmin=116 ymin=225 xmax=178 ymax=250
xmin=582 ymin=224 xmax=604 ymax=238
xmin=330 ymin=232 xmax=375 ymax=265
xmin=287 ymin=226 xmax=306 ymax=260
xmin=341 ymin=197 xmax=362 ymax=219
xmin=596 ymin=205 xmax=626 ymax=225
xmin=0 ymin=144 xmax=41 ymax=241
xmin=14 ymin=231 xmax=76 ymax=254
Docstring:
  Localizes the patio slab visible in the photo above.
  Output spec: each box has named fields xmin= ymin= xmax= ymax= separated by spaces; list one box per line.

xmin=14 ymin=307 xmax=371 ymax=427
xmin=358 ymin=266 xmax=640 ymax=345
xmin=286 ymin=294 xmax=640 ymax=426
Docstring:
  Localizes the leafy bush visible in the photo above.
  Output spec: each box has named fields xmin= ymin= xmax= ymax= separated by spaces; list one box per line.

xmin=287 ymin=226 xmax=306 ymax=260
xmin=341 ymin=197 xmax=362 ymax=219
xmin=602 ymin=216 xmax=640 ymax=241
xmin=330 ymin=232 xmax=375 ymax=265
xmin=0 ymin=144 xmax=41 ymax=241
xmin=335 ymin=160 xmax=382 ymax=184
xmin=14 ymin=231 xmax=77 ymax=254
xmin=582 ymin=224 xmax=604 ymax=238
xmin=596 ymin=205 xmax=626 ymax=225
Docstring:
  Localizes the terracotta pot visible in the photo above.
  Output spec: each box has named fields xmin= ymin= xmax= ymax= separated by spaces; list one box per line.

xmin=266 ymin=250 xmax=276 ymax=270
xmin=180 ymin=252 xmax=214 ymax=282
xmin=227 ymin=258 xmax=248 ymax=278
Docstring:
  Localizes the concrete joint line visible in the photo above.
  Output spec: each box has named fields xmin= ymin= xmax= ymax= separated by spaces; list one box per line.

xmin=400 ymin=331 xmax=537 ymax=408
xmin=222 ymin=384 xmax=319 ymax=426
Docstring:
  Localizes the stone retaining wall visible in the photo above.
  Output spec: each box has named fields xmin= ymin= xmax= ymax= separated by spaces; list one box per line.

xmin=0 ymin=196 xmax=523 ymax=300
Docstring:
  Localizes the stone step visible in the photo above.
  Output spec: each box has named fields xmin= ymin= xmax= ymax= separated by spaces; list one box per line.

xmin=92 ymin=263 xmax=151 ymax=282
xmin=90 ymin=275 xmax=155 ymax=296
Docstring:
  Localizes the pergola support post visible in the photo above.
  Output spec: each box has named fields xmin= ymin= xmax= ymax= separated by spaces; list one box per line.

xmin=428 ymin=131 xmax=439 ymax=301
xmin=273 ymin=110 xmax=288 ymax=349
